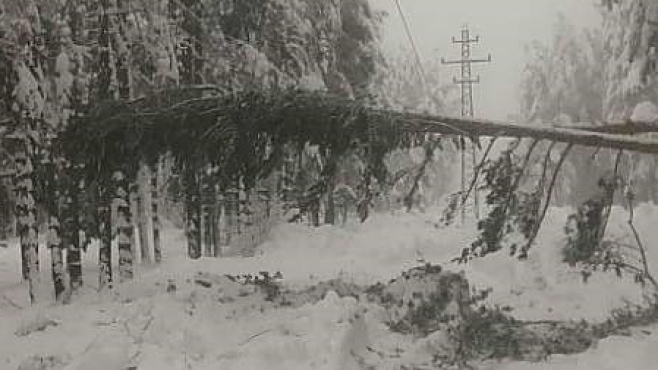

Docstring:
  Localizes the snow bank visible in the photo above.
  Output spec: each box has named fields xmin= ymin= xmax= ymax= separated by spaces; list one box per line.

xmin=3 ymin=203 xmax=658 ymax=369
xmin=631 ymin=101 xmax=658 ymax=123
xmin=490 ymin=326 xmax=658 ymax=370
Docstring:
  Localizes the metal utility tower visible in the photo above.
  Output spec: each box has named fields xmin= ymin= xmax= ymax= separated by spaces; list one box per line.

xmin=441 ymin=25 xmax=491 ymax=221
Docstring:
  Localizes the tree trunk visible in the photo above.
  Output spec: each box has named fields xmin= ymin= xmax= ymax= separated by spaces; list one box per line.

xmin=185 ymin=168 xmax=202 ymax=259
xmin=65 ymin=173 xmax=83 ymax=292
xmin=151 ymin=164 xmax=162 ymax=263
xmin=310 ymin=199 xmax=320 ymax=227
xmin=98 ymin=182 xmax=113 ymax=290
xmin=137 ymin=164 xmax=151 ymax=264
xmin=322 ymin=150 xmax=338 ymax=225
xmin=357 ymin=170 xmax=373 ymax=223
xmin=45 ymin=156 xmax=66 ymax=302
xmin=48 ymin=216 xmax=65 ymax=302
xmin=325 ymin=184 xmax=335 ymax=225
xmin=388 ymin=111 xmax=658 ymax=154
xmin=210 ymin=198 xmax=219 ymax=257
xmin=649 ymin=155 xmax=658 ymax=204
xmin=113 ymin=171 xmax=133 ymax=281
xmin=202 ymin=204 xmax=212 ymax=257
xmin=14 ymin=143 xmax=39 ymax=303
xmin=201 ymin=171 xmax=215 ymax=257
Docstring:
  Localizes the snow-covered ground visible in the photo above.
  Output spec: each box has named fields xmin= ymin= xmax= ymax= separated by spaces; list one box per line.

xmin=2 ymin=204 xmax=658 ymax=369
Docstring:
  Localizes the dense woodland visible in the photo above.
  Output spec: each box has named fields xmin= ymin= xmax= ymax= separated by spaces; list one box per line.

xmin=1 ymin=0 xmax=658 ymax=308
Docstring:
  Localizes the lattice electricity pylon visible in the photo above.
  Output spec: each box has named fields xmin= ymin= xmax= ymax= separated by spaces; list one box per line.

xmin=441 ymin=25 xmax=491 ymax=221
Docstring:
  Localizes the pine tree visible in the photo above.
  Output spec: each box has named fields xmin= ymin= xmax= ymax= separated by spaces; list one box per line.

xmin=63 ymin=0 xmax=90 ymax=292
xmin=519 ymin=15 xmax=609 ymax=205
xmin=95 ymin=0 xmax=115 ymax=290
xmin=6 ymin=1 xmax=50 ymax=303
xmin=174 ymin=0 xmax=204 ymax=259
xmin=46 ymin=153 xmax=65 ymax=302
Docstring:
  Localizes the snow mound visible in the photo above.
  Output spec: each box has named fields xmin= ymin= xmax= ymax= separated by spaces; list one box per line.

xmin=630 ymin=101 xmax=658 ymax=123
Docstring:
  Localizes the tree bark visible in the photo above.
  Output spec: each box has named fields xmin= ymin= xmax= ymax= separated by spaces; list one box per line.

xmin=113 ymin=170 xmax=133 ymax=281
xmin=136 ymin=164 xmax=151 ymax=264
xmin=48 ymin=215 xmax=65 ymax=302
xmin=65 ymin=172 xmax=83 ymax=292
xmin=14 ymin=143 xmax=39 ymax=303
xmin=151 ymin=163 xmax=162 ymax=263
xmin=98 ymin=183 xmax=112 ymax=290
xmin=385 ymin=111 xmax=658 ymax=155
xmin=325 ymin=183 xmax=335 ymax=225
xmin=185 ymin=167 xmax=202 ymax=259
xmin=45 ymin=155 xmax=66 ymax=302
xmin=201 ymin=171 xmax=215 ymax=257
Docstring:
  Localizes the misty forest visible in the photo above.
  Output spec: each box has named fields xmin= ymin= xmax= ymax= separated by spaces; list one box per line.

xmin=2 ymin=0 xmax=658 ymax=369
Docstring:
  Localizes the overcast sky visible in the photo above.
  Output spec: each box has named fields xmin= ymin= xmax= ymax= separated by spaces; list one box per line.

xmin=370 ymin=0 xmax=602 ymax=120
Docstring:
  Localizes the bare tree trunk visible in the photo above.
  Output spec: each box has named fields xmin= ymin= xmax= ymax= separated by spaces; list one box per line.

xmin=357 ymin=170 xmax=373 ymax=223
xmin=48 ymin=215 xmax=65 ymax=302
xmin=185 ymin=167 xmax=202 ymax=259
xmin=201 ymin=171 xmax=215 ymax=257
xmin=14 ymin=140 xmax=40 ymax=303
xmin=98 ymin=183 xmax=112 ymax=290
xmin=322 ymin=150 xmax=338 ymax=225
xmin=45 ymin=154 xmax=66 ymax=302
xmin=151 ymin=163 xmax=162 ymax=263
xmin=212 ymin=184 xmax=221 ymax=257
xmin=388 ymin=111 xmax=658 ymax=154
xmin=65 ymin=173 xmax=83 ymax=292
xmin=136 ymin=164 xmax=151 ymax=264
xmin=113 ymin=171 xmax=133 ymax=281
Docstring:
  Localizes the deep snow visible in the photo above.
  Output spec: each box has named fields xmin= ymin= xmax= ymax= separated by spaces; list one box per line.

xmin=2 ymin=204 xmax=658 ymax=369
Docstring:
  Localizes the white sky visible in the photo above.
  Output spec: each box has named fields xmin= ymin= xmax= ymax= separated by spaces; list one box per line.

xmin=370 ymin=0 xmax=602 ymax=119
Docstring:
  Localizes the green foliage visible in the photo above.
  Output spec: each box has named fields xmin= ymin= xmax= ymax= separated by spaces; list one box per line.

xmin=562 ymin=174 xmax=620 ymax=266
xmin=59 ymin=89 xmax=416 ymax=210
xmin=563 ymin=199 xmax=607 ymax=265
xmin=453 ymin=142 xmax=541 ymax=262
xmin=471 ymin=147 xmax=519 ymax=257
xmin=375 ymin=263 xmax=471 ymax=336
xmin=225 ymin=271 xmax=284 ymax=301
xmin=459 ymin=304 xmax=521 ymax=360
xmin=439 ymin=192 xmax=460 ymax=226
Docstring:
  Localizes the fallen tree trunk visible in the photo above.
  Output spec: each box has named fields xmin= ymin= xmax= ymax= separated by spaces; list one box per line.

xmin=61 ymin=89 xmax=658 ymax=172
xmin=377 ymin=111 xmax=658 ymax=154
xmin=553 ymin=121 xmax=658 ymax=135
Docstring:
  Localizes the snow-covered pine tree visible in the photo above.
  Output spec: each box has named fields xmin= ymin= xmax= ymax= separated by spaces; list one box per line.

xmin=62 ymin=0 xmax=90 ymax=292
xmin=112 ymin=0 xmax=134 ymax=279
xmin=6 ymin=0 xmax=48 ymax=303
xmin=519 ymin=15 xmax=610 ymax=205
xmin=173 ymin=0 xmax=204 ymax=259
xmin=94 ymin=0 xmax=115 ymax=290
xmin=601 ymin=0 xmax=658 ymax=203
xmin=130 ymin=0 xmax=181 ymax=264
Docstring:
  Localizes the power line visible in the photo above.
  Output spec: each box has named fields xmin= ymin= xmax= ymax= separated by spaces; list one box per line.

xmin=391 ymin=0 xmax=431 ymax=98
